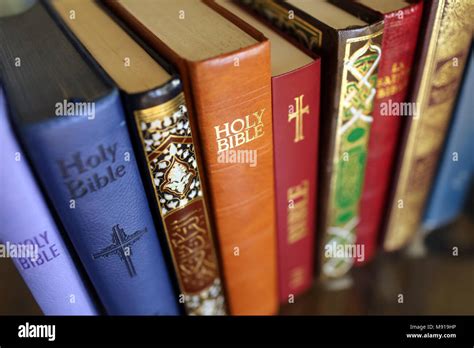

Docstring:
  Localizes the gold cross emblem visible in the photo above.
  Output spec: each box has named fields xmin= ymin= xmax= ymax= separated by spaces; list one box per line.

xmin=288 ymin=95 xmax=309 ymax=143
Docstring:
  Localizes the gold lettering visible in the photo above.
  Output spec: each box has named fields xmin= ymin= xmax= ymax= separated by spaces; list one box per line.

xmin=289 ymin=267 xmax=305 ymax=289
xmin=376 ymin=62 xmax=409 ymax=99
xmin=234 ymin=131 xmax=246 ymax=147
xmin=392 ymin=61 xmax=405 ymax=73
xmin=230 ymin=118 xmax=245 ymax=133
xmin=169 ymin=209 xmax=216 ymax=290
xmin=253 ymin=109 xmax=265 ymax=124
xmin=254 ymin=124 xmax=264 ymax=139
xmin=287 ymin=180 xmax=309 ymax=243
xmin=214 ymin=123 xmax=230 ymax=140
xmin=217 ymin=138 xmax=229 ymax=153
xmin=214 ymin=109 xmax=266 ymax=152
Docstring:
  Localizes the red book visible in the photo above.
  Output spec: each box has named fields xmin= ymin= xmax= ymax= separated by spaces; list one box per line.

xmin=272 ymin=61 xmax=320 ymax=300
xmin=332 ymin=0 xmax=424 ymax=265
xmin=214 ymin=0 xmax=320 ymax=302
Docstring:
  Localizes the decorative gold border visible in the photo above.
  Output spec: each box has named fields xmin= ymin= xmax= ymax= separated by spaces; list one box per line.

xmin=160 ymin=156 xmax=197 ymax=199
xmin=133 ymin=93 xmax=225 ymax=302
xmin=268 ymin=0 xmax=323 ymax=47
xmin=245 ymin=0 xmax=323 ymax=47
xmin=331 ymin=29 xmax=384 ymax=178
xmin=135 ymin=92 xmax=186 ymax=122
xmin=324 ymin=29 xmax=383 ymax=277
xmin=384 ymin=0 xmax=446 ymax=250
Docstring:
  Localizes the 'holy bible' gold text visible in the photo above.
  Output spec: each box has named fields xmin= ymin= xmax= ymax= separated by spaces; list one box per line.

xmin=214 ymin=109 xmax=265 ymax=153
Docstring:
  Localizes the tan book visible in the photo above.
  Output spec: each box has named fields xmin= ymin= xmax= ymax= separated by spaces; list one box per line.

xmin=383 ymin=0 xmax=474 ymax=250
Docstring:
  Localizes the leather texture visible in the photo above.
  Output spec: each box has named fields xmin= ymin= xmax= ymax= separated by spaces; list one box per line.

xmin=189 ymin=41 xmax=277 ymax=315
xmin=423 ymin=49 xmax=474 ymax=230
xmin=107 ymin=0 xmax=279 ymax=315
xmin=0 ymin=88 xmax=98 ymax=315
xmin=347 ymin=1 xmax=424 ymax=265
xmin=383 ymin=0 xmax=474 ymax=251
xmin=272 ymin=60 xmax=320 ymax=302
xmin=19 ymin=91 xmax=179 ymax=315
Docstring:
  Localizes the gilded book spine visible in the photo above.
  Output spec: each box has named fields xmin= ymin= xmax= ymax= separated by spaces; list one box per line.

xmin=134 ymin=92 xmax=226 ymax=315
xmin=241 ymin=0 xmax=383 ymax=278
xmin=322 ymin=32 xmax=383 ymax=277
xmin=384 ymin=0 xmax=474 ymax=250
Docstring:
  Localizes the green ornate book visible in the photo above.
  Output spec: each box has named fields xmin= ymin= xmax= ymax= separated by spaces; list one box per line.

xmin=240 ymin=0 xmax=383 ymax=278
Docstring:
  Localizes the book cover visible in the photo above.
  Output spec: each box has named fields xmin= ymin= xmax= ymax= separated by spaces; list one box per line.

xmin=214 ymin=0 xmax=320 ymax=303
xmin=241 ymin=0 xmax=383 ymax=278
xmin=383 ymin=0 xmax=474 ymax=250
xmin=330 ymin=0 xmax=424 ymax=265
xmin=423 ymin=47 xmax=474 ymax=231
xmin=50 ymin=0 xmax=226 ymax=316
xmin=0 ymin=2 xmax=179 ymax=315
xmin=272 ymin=61 xmax=320 ymax=300
xmin=0 ymin=87 xmax=98 ymax=316
xmin=106 ymin=0 xmax=278 ymax=315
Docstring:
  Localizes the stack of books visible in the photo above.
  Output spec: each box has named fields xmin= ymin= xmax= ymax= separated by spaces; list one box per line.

xmin=0 ymin=0 xmax=472 ymax=316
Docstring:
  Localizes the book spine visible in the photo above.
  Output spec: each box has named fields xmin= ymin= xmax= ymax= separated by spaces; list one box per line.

xmin=186 ymin=43 xmax=278 ymax=315
xmin=0 ymin=88 xmax=98 ymax=315
xmin=320 ymin=28 xmax=383 ymax=277
xmin=383 ymin=0 xmax=474 ymax=251
xmin=105 ymin=0 xmax=278 ymax=314
xmin=18 ymin=91 xmax=179 ymax=315
xmin=271 ymin=61 xmax=320 ymax=302
xmin=130 ymin=87 xmax=227 ymax=315
xmin=242 ymin=0 xmax=384 ymax=278
xmin=355 ymin=2 xmax=424 ymax=265
xmin=423 ymin=49 xmax=474 ymax=231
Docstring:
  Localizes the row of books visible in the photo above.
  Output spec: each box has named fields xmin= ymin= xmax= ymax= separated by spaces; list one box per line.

xmin=0 ymin=0 xmax=472 ymax=316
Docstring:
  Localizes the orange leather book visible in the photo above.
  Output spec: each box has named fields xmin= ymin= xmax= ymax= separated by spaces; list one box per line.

xmin=106 ymin=0 xmax=277 ymax=315
xmin=213 ymin=0 xmax=320 ymax=303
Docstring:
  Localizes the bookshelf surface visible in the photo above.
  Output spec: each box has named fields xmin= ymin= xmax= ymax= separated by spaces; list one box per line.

xmin=1 ymin=214 xmax=473 ymax=316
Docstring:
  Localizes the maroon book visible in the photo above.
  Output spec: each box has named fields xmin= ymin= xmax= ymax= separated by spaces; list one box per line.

xmin=272 ymin=60 xmax=320 ymax=300
xmin=331 ymin=0 xmax=424 ymax=265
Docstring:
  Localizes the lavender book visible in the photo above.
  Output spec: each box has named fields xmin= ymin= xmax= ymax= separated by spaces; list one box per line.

xmin=0 ymin=88 xmax=98 ymax=315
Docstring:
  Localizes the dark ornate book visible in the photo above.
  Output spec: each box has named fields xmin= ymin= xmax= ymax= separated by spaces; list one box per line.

xmin=106 ymin=0 xmax=278 ymax=315
xmin=329 ymin=0 xmax=424 ymax=265
xmin=50 ymin=0 xmax=227 ymax=315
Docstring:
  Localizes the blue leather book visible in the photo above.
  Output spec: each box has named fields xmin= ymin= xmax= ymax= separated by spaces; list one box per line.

xmin=0 ymin=2 xmax=179 ymax=315
xmin=48 ymin=0 xmax=227 ymax=315
xmin=423 ymin=48 xmax=474 ymax=230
